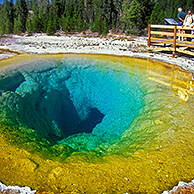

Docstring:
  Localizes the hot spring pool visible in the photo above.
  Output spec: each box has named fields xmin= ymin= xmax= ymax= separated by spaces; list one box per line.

xmin=0 ymin=54 xmax=194 ymax=194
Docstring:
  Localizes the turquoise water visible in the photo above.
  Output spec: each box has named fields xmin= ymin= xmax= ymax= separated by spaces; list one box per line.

xmin=0 ymin=57 xmax=144 ymax=152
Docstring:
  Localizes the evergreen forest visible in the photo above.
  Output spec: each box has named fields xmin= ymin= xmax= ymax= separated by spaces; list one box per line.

xmin=0 ymin=0 xmax=194 ymax=37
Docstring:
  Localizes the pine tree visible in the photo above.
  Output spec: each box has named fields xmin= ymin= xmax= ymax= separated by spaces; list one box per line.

xmin=121 ymin=0 xmax=143 ymax=30
xmin=51 ymin=0 xmax=61 ymax=29
xmin=121 ymin=0 xmax=132 ymax=29
xmin=76 ymin=14 xmax=88 ymax=32
xmin=61 ymin=11 xmax=73 ymax=33
xmin=26 ymin=14 xmax=33 ymax=34
xmin=30 ymin=0 xmax=39 ymax=32
xmin=0 ymin=0 xmax=14 ymax=35
xmin=71 ymin=10 xmax=78 ymax=32
xmin=39 ymin=0 xmax=49 ymax=32
xmin=32 ymin=15 xmax=41 ymax=32
xmin=0 ymin=8 xmax=6 ymax=36
xmin=3 ymin=0 xmax=10 ymax=33
xmin=15 ymin=0 xmax=28 ymax=32
xmin=186 ymin=0 xmax=194 ymax=12
xmin=14 ymin=15 xmax=23 ymax=34
xmin=102 ymin=19 xmax=109 ymax=34
xmin=9 ymin=0 xmax=14 ymax=33
xmin=149 ymin=2 xmax=164 ymax=24
xmin=140 ymin=0 xmax=153 ymax=28
xmin=26 ymin=0 xmax=33 ymax=10
xmin=46 ymin=6 xmax=57 ymax=35
xmin=91 ymin=15 xmax=108 ymax=34
xmin=91 ymin=16 xmax=101 ymax=33
xmin=76 ymin=15 xmax=83 ymax=32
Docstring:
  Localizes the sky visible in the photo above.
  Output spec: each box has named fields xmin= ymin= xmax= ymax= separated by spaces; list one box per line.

xmin=0 ymin=0 xmax=16 ymax=3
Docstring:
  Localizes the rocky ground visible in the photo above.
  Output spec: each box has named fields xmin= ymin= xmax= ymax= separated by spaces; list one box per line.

xmin=0 ymin=181 xmax=36 ymax=194
xmin=0 ymin=33 xmax=194 ymax=194
xmin=1 ymin=180 xmax=194 ymax=194
xmin=162 ymin=180 xmax=194 ymax=194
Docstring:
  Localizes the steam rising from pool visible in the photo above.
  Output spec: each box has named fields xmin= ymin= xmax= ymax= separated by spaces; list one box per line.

xmin=0 ymin=58 xmax=143 ymax=151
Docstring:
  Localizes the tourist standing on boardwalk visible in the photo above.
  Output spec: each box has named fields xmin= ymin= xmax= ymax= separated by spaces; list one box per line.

xmin=177 ymin=8 xmax=186 ymax=26
xmin=182 ymin=10 xmax=194 ymax=41
xmin=183 ymin=10 xmax=194 ymax=27
xmin=177 ymin=8 xmax=186 ymax=41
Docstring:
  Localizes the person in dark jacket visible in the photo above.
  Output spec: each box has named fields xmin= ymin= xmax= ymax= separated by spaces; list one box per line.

xmin=177 ymin=8 xmax=187 ymax=41
xmin=177 ymin=7 xmax=186 ymax=26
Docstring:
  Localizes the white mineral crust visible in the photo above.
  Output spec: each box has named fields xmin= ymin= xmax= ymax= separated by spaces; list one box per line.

xmin=0 ymin=34 xmax=194 ymax=73
xmin=0 ymin=181 xmax=36 ymax=194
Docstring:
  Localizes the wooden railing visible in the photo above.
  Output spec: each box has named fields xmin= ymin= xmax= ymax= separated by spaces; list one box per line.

xmin=148 ymin=24 xmax=194 ymax=57
xmin=147 ymin=60 xmax=194 ymax=102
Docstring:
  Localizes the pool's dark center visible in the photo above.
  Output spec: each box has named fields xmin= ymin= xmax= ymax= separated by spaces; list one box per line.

xmin=42 ymin=87 xmax=105 ymax=142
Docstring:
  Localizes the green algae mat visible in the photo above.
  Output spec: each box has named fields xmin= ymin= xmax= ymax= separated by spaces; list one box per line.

xmin=0 ymin=54 xmax=194 ymax=194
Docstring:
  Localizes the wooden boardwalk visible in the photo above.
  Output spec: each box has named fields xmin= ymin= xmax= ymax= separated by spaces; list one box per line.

xmin=148 ymin=24 xmax=194 ymax=57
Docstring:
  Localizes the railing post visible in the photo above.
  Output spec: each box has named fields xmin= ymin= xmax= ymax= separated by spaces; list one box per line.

xmin=172 ymin=25 xmax=177 ymax=57
xmin=148 ymin=24 xmax=151 ymax=49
